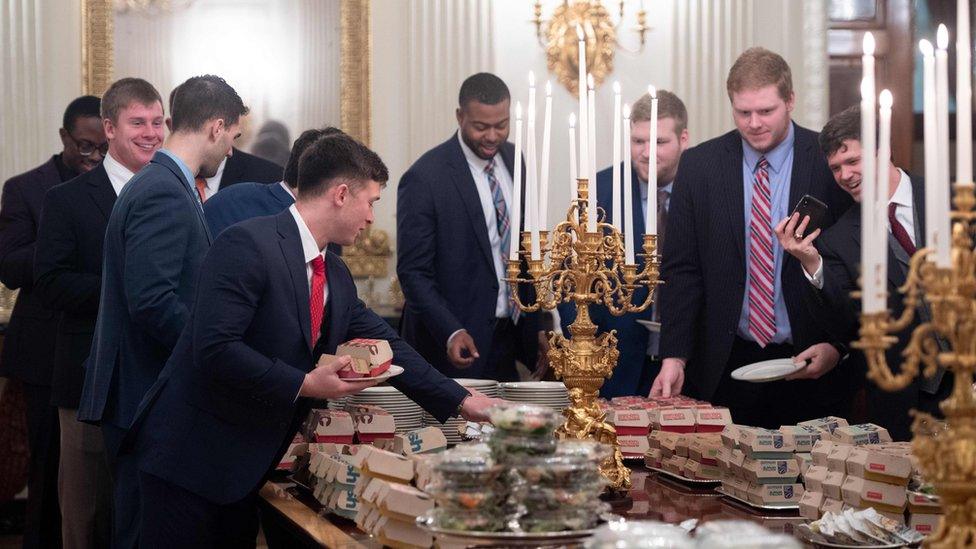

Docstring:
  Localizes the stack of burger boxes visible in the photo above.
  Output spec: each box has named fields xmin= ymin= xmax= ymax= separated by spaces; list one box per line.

xmin=609 ymin=407 xmax=652 ymax=458
xmin=644 ymin=409 xmax=730 ymax=482
xmin=718 ymin=426 xmax=805 ymax=507
xmin=353 ymin=446 xmax=435 ymax=548
xmin=348 ymin=404 xmax=396 ymax=444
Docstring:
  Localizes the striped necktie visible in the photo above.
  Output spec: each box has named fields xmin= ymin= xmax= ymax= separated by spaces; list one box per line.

xmin=747 ymin=157 xmax=775 ymax=347
xmin=485 ymin=158 xmax=518 ymax=321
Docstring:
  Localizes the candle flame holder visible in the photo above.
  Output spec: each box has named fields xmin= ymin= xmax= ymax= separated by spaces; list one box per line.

xmin=506 ymin=177 xmax=659 ymax=493
xmin=853 ymin=181 xmax=976 ymax=547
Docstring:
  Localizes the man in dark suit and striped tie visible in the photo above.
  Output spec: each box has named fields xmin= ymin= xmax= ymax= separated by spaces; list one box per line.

xmin=652 ymin=48 xmax=853 ymax=427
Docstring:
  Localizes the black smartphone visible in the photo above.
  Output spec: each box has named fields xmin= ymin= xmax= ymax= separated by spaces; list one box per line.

xmin=790 ymin=194 xmax=828 ymax=238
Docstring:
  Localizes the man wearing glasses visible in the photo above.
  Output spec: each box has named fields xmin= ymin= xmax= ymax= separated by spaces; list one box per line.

xmin=0 ymin=95 xmax=106 ymax=548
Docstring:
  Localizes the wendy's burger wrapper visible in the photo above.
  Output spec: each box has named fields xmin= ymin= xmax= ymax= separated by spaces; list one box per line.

xmin=347 ymin=404 xmax=396 ymax=443
xmin=334 ymin=338 xmax=393 ymax=378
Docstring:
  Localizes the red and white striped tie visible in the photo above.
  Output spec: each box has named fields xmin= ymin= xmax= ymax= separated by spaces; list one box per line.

xmin=747 ymin=157 xmax=775 ymax=347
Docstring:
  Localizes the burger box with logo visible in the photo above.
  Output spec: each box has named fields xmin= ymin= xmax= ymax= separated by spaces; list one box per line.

xmin=721 ymin=425 xmax=742 ymax=448
xmin=684 ymin=459 xmax=723 ymax=481
xmin=779 ymin=425 xmax=823 ymax=453
xmin=909 ymin=513 xmax=942 ymax=535
xmin=375 ymin=515 xmax=434 ymax=549
xmin=723 ymin=476 xmax=751 ymax=499
xmin=820 ymin=497 xmax=845 ymax=515
xmin=348 ymin=405 xmax=396 ymax=443
xmin=659 ymin=432 xmax=684 ymax=459
xmin=392 ymin=427 xmax=447 ymax=456
xmin=795 ymin=453 xmax=812 ymax=477
xmin=688 ymin=436 xmax=722 ymax=465
xmin=663 ymin=455 xmax=688 ymax=476
xmin=312 ymin=409 xmax=355 ymax=444
xmin=822 ymin=471 xmax=846 ymax=500
xmin=736 ymin=427 xmax=796 ymax=458
xmin=840 ymin=475 xmax=907 ymax=513
xmin=811 ymin=439 xmax=835 ymax=466
xmin=328 ymin=486 xmax=359 ymax=518
xmin=746 ymin=482 xmax=804 ymax=506
xmin=653 ymin=408 xmax=696 ymax=433
xmin=644 ymin=448 xmax=663 ymax=468
xmin=357 ymin=475 xmax=393 ymax=502
xmin=832 ymin=423 xmax=893 ymax=446
xmin=610 ymin=408 xmax=651 ymax=435
xmin=335 ymin=338 xmax=394 ymax=378
xmin=715 ymin=446 xmax=733 ymax=474
xmin=695 ymin=407 xmax=732 ymax=432
xmin=826 ymin=443 xmax=853 ymax=472
xmin=801 ymin=465 xmax=828 ymax=492
xmin=845 ymin=446 xmax=912 ymax=485
xmin=727 ymin=448 xmax=747 ymax=479
xmin=360 ymin=447 xmax=415 ymax=483
xmin=799 ymin=490 xmax=824 ymax=520
xmin=375 ymin=482 xmax=434 ymax=523
xmin=619 ymin=435 xmax=651 ymax=457
xmin=277 ymin=441 xmax=307 ymax=471
xmin=325 ymin=455 xmax=361 ymax=486
xmin=799 ymin=416 xmax=850 ymax=434
xmin=908 ymin=491 xmax=942 ymax=514
xmin=741 ymin=457 xmax=800 ymax=484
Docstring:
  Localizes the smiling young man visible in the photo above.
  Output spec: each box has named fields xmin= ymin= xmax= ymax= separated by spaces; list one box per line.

xmin=78 ymin=74 xmax=247 ymax=549
xmin=651 ymin=47 xmax=853 ymax=428
xmin=397 ymin=73 xmax=544 ymax=381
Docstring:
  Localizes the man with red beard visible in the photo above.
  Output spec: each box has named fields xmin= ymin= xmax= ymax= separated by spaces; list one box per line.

xmin=0 ymin=94 xmax=105 ymax=549
xmin=35 ymin=78 xmax=165 ymax=549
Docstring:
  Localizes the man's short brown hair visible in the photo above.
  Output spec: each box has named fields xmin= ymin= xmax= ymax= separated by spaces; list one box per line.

xmin=631 ymin=90 xmax=688 ymax=135
xmin=726 ymin=47 xmax=793 ymax=101
xmin=100 ymin=78 xmax=163 ymax=124
xmin=819 ymin=105 xmax=862 ymax=158
xmin=297 ymin=133 xmax=389 ymax=199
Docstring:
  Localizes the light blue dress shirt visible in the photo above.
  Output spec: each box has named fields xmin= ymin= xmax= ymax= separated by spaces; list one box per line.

xmin=158 ymin=148 xmax=203 ymax=210
xmin=737 ymin=123 xmax=794 ymax=344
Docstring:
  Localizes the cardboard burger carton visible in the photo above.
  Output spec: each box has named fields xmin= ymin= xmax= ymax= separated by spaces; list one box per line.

xmin=727 ymin=448 xmax=747 ymax=479
xmin=746 ymin=482 xmax=804 ymax=506
xmin=799 ymin=490 xmax=824 ymax=520
xmin=312 ymin=409 xmax=356 ymax=444
xmin=779 ymin=425 xmax=823 ymax=453
xmin=845 ymin=446 xmax=912 ymax=486
xmin=653 ymin=408 xmax=696 ymax=433
xmin=723 ymin=475 xmax=751 ymax=500
xmin=840 ymin=475 xmax=908 ymax=513
xmin=846 ymin=504 xmax=906 ymax=525
xmin=659 ymin=432 xmax=684 ymax=459
xmin=610 ymin=408 xmax=652 ymax=435
xmin=908 ymin=491 xmax=942 ymax=514
xmin=334 ymin=338 xmax=394 ymax=378
xmin=810 ymin=439 xmax=835 ymax=466
xmin=820 ymin=497 xmax=845 ymax=515
xmin=374 ymin=515 xmax=434 ymax=549
xmin=348 ymin=405 xmax=396 ymax=443
xmin=618 ymin=434 xmax=651 ymax=457
xmin=663 ymin=455 xmax=689 ymax=476
xmin=360 ymin=447 xmax=415 ymax=484
xmin=276 ymin=441 xmax=307 ymax=472
xmin=328 ymin=485 xmax=359 ymax=515
xmin=741 ymin=457 xmax=800 ymax=485
xmin=688 ymin=437 xmax=722 ymax=466
xmin=392 ymin=427 xmax=447 ymax=456
xmin=721 ymin=425 xmax=742 ymax=449
xmin=695 ymin=407 xmax=732 ymax=433
xmin=822 ymin=471 xmax=846 ymax=500
xmin=325 ymin=455 xmax=361 ymax=486
xmin=795 ymin=453 xmax=813 ymax=477
xmin=376 ymin=482 xmax=434 ymax=522
xmin=803 ymin=465 xmax=829 ymax=493
xmin=826 ymin=443 xmax=853 ymax=472
xmin=737 ymin=427 xmax=796 ymax=458
xmin=684 ymin=459 xmax=723 ymax=481
xmin=798 ymin=416 xmax=850 ymax=434
xmin=833 ymin=423 xmax=893 ymax=446
xmin=909 ymin=513 xmax=942 ymax=536
xmin=644 ymin=447 xmax=663 ymax=468
xmin=357 ymin=475 xmax=392 ymax=502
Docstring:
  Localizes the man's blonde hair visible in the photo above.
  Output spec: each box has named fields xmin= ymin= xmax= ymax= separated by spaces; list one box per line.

xmin=726 ymin=47 xmax=793 ymax=101
xmin=631 ymin=90 xmax=688 ymax=135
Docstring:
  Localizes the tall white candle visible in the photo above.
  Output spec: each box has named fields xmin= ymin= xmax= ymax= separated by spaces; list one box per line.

xmin=860 ymin=34 xmax=880 ymax=313
xmin=526 ymin=102 xmax=540 ymax=260
xmin=540 ymin=81 xmax=552 ymax=233
xmin=877 ymin=89 xmax=893 ymax=291
xmin=611 ymin=81 xmax=622 ymax=230
xmin=958 ymin=0 xmax=972 ymax=184
xmin=623 ymin=103 xmax=635 ymax=264
xmin=576 ymin=25 xmax=588 ymax=183
xmin=569 ymin=114 xmax=578 ymax=202
xmin=510 ymin=103 xmax=523 ymax=261
xmin=587 ymin=74 xmax=597 ymax=232
xmin=921 ymin=40 xmax=940 ymax=265
xmin=936 ymin=25 xmax=952 ymax=267
xmin=647 ymin=85 xmax=659 ymax=234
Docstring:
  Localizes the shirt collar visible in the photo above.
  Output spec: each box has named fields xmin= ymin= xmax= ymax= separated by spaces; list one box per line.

xmin=889 ymin=168 xmax=913 ymax=208
xmin=288 ymin=203 xmax=325 ymax=263
xmin=205 ymin=158 xmax=226 ymax=190
xmin=157 ymin=148 xmax=195 ymax=188
xmin=742 ymin=122 xmax=795 ymax=175
xmin=457 ymin=131 xmax=496 ymax=172
xmin=279 ymin=181 xmax=296 ymax=198
xmin=102 ymin=151 xmax=135 ymax=193
xmin=638 ymin=179 xmax=674 ymax=202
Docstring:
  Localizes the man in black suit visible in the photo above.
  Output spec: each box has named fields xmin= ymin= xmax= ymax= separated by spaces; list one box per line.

xmin=652 ymin=48 xmax=853 ymax=428
xmin=78 ymin=75 xmax=247 ymax=549
xmin=134 ymin=132 xmax=498 ymax=547
xmin=0 ymin=94 xmax=105 ymax=549
xmin=35 ymin=78 xmax=166 ymax=549
xmin=397 ymin=73 xmax=543 ymax=381
xmin=775 ymin=106 xmax=949 ymax=440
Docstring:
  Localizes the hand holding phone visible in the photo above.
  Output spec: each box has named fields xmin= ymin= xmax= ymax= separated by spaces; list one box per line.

xmin=790 ymin=195 xmax=828 ymax=239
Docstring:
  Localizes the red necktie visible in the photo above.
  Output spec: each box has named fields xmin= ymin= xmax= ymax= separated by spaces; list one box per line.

xmin=747 ymin=157 xmax=775 ymax=347
xmin=195 ymin=177 xmax=208 ymax=203
xmin=888 ymin=203 xmax=917 ymax=256
xmin=309 ymin=255 xmax=326 ymax=345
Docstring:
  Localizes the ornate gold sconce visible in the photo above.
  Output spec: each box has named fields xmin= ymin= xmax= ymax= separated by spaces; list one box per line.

xmin=532 ymin=0 xmax=651 ymax=95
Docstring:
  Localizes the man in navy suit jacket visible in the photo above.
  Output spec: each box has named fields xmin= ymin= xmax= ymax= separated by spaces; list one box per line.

xmin=559 ymin=91 xmax=689 ymax=397
xmin=397 ymin=73 xmax=543 ymax=381
xmin=78 ymin=75 xmax=249 ymax=549
xmin=134 ymin=132 xmax=498 ymax=547
xmin=653 ymin=48 xmax=854 ymax=428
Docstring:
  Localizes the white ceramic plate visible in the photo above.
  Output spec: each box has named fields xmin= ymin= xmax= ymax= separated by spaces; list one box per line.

xmin=342 ymin=364 xmax=404 ymax=383
xmin=730 ymin=358 xmax=806 ymax=383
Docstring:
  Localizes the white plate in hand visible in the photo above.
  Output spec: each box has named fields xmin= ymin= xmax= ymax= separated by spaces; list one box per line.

xmin=637 ymin=320 xmax=661 ymax=333
xmin=730 ymin=358 xmax=806 ymax=383
xmin=342 ymin=364 xmax=404 ymax=383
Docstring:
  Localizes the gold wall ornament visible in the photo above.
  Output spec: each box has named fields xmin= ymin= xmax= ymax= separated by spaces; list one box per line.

xmin=81 ymin=0 xmax=114 ymax=95
xmin=854 ymin=181 xmax=976 ymax=548
xmin=506 ymin=177 xmax=660 ymax=494
xmin=340 ymin=0 xmax=371 ymax=146
xmin=533 ymin=1 xmax=650 ymax=95
xmin=344 ymin=226 xmax=391 ymax=280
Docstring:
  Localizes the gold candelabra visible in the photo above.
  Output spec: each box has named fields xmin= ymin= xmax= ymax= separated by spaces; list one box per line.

xmin=854 ymin=181 xmax=976 ymax=547
xmin=506 ymin=178 xmax=659 ymax=494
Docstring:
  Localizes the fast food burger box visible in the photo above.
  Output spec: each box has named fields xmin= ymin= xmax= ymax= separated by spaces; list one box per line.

xmin=723 ymin=475 xmax=750 ymax=499
xmin=312 ymin=409 xmax=355 ymax=444
xmin=695 ymin=407 xmax=732 ymax=432
xmin=688 ymin=436 xmax=722 ymax=465
xmin=325 ymin=454 xmax=361 ymax=486
xmin=799 ymin=490 xmax=824 ymax=520
xmin=375 ymin=482 xmax=434 ymax=521
xmin=822 ymin=471 xmax=846 ymax=500
xmin=674 ymin=434 xmax=693 ymax=458
xmin=727 ymin=448 xmax=747 ymax=479
xmin=653 ymin=407 xmax=696 ymax=433
xmin=328 ymin=485 xmax=359 ymax=513
xmin=347 ymin=405 xmax=396 ymax=443
xmin=798 ymin=416 xmax=850 ymax=434
xmin=778 ymin=425 xmax=823 ymax=453
xmin=658 ymin=432 xmax=684 ymax=458
xmin=618 ymin=434 xmax=651 ymax=457
xmin=908 ymin=491 xmax=943 ymax=514
xmin=746 ymin=482 xmax=804 ymax=506
xmin=833 ymin=423 xmax=893 ymax=446
xmin=840 ymin=475 xmax=907 ymax=513
xmin=663 ymin=455 xmax=688 ymax=476
xmin=741 ymin=457 xmax=800 ymax=484
xmin=715 ymin=446 xmax=733 ymax=472
xmin=392 ymin=427 xmax=447 ymax=456
xmin=737 ymin=427 xmax=796 ymax=458
xmin=609 ymin=408 xmax=651 ymax=435
xmin=362 ymin=505 xmax=385 ymax=534
xmin=910 ymin=513 xmax=942 ymax=535
xmin=360 ymin=447 xmax=415 ymax=483
xmin=820 ymin=497 xmax=845 ymax=515
xmin=721 ymin=425 xmax=742 ymax=448
xmin=644 ymin=448 xmax=663 ymax=468
xmin=334 ymin=338 xmax=393 ymax=378
xmin=356 ymin=475 xmax=392 ymax=502
xmin=827 ymin=443 xmax=853 ymax=472
xmin=795 ymin=453 xmax=813 ymax=477
xmin=845 ymin=446 xmax=912 ymax=485
xmin=610 ymin=396 xmax=645 ymax=407
xmin=684 ymin=459 xmax=722 ymax=481
xmin=374 ymin=515 xmax=434 ymax=549
xmin=810 ymin=439 xmax=835 ymax=466
xmin=276 ymin=442 xmax=307 ymax=471
xmin=803 ymin=465 xmax=829 ymax=493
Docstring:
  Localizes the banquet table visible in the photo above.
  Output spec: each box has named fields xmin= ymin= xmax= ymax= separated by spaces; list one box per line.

xmin=259 ymin=464 xmax=809 ymax=548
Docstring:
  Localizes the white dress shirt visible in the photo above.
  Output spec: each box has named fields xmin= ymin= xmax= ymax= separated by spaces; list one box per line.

xmin=102 ymin=151 xmax=135 ymax=196
xmin=288 ymin=204 xmax=330 ymax=304
xmin=200 ymin=158 xmax=226 ymax=200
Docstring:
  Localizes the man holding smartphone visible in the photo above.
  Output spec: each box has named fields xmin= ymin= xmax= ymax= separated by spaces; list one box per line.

xmin=775 ymin=105 xmax=948 ymax=440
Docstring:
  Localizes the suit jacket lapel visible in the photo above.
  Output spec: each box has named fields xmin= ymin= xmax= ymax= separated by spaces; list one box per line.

xmin=277 ymin=213 xmax=313 ymax=350
xmin=722 ymin=133 xmax=746 ymax=262
xmin=86 ymin=165 xmax=117 ymax=221
xmin=448 ymin=135 xmax=494 ymax=269
xmin=910 ymin=174 xmax=926 ymax=245
xmin=788 ymin=123 xmax=814 ymax=217
xmin=850 ymin=209 xmax=906 ymax=288
xmin=218 ymin=152 xmax=243 ymax=189
xmin=270 ymin=182 xmax=295 ymax=207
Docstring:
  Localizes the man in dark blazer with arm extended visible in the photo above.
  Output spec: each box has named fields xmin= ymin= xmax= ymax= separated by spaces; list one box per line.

xmin=134 ymin=132 xmax=499 ymax=547
xmin=77 ymin=75 xmax=248 ymax=549
xmin=0 ymin=94 xmax=104 ymax=549
xmin=775 ymin=105 xmax=949 ymax=440
xmin=652 ymin=48 xmax=854 ymax=428
xmin=397 ymin=73 xmax=543 ymax=381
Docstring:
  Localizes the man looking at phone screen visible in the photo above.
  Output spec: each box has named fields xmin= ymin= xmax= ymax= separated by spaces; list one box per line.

xmin=775 ymin=105 xmax=948 ymax=440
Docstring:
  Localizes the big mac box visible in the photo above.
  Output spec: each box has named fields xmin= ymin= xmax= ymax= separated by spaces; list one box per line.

xmin=799 ymin=490 xmax=824 ymax=520
xmin=798 ymin=416 xmax=850 ymax=435
xmin=833 ymin=423 xmax=893 ymax=446
xmin=845 ymin=446 xmax=912 ymax=486
xmin=840 ymin=475 xmax=908 ymax=513
xmin=334 ymin=338 xmax=394 ymax=379
xmin=360 ymin=447 xmax=415 ymax=484
xmin=652 ymin=408 xmax=696 ymax=433
xmin=277 ymin=438 xmax=307 ymax=472
xmin=348 ymin=405 xmax=396 ymax=443
xmin=694 ymin=407 xmax=732 ymax=433
xmin=609 ymin=408 xmax=651 ymax=435
xmin=737 ymin=427 xmax=796 ymax=458
xmin=740 ymin=457 xmax=800 ymax=484
xmin=312 ymin=409 xmax=355 ymax=444
xmin=392 ymin=427 xmax=447 ymax=456
xmin=779 ymin=425 xmax=823 ymax=453
xmin=746 ymin=482 xmax=804 ymax=506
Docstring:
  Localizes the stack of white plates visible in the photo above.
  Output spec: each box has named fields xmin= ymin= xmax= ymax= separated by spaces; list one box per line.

xmin=347 ymin=385 xmax=424 ymax=433
xmin=499 ymin=381 xmax=570 ymax=411
xmin=423 ymin=378 xmax=500 ymax=445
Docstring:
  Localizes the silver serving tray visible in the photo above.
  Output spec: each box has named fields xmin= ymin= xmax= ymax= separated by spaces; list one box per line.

xmin=794 ymin=523 xmax=916 ymax=548
xmin=648 ymin=466 xmax=722 ymax=487
xmin=415 ymin=512 xmax=619 ymax=547
xmin=715 ymin=487 xmax=800 ymax=512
